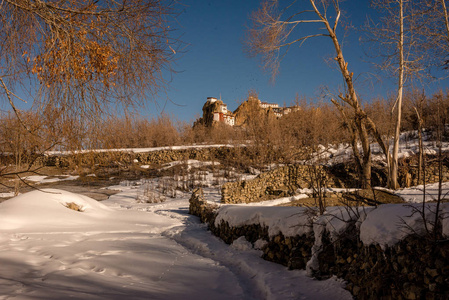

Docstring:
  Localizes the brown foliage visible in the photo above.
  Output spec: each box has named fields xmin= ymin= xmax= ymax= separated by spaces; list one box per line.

xmin=89 ymin=114 xmax=182 ymax=149
xmin=279 ymin=101 xmax=345 ymax=149
xmin=0 ymin=0 xmax=180 ymax=119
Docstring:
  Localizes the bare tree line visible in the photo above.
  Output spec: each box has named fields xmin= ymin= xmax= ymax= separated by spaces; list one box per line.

xmin=1 ymin=89 xmax=448 ymax=168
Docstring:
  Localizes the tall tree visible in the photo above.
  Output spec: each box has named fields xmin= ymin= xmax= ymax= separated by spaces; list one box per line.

xmin=368 ymin=0 xmax=431 ymax=189
xmin=0 ymin=0 xmax=179 ymax=121
xmin=246 ymin=0 xmax=388 ymax=188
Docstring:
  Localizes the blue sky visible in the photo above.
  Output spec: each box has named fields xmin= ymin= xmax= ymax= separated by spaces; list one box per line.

xmin=148 ymin=0 xmax=448 ymax=124
xmin=7 ymin=1 xmax=448 ymax=123
xmin=149 ymin=0 xmax=370 ymax=121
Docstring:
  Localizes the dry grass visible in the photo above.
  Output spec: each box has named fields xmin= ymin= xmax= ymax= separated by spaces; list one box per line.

xmin=278 ymin=189 xmax=405 ymax=207
xmin=64 ymin=202 xmax=84 ymax=212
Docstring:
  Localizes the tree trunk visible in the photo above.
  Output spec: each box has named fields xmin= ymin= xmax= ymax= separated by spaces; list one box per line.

xmin=331 ymin=99 xmax=363 ymax=183
xmin=389 ymin=0 xmax=404 ymax=190
xmin=356 ymin=117 xmax=372 ymax=188
xmin=413 ymin=106 xmax=423 ymax=184
xmin=441 ymin=0 xmax=449 ymax=42
xmin=311 ymin=0 xmax=372 ymax=188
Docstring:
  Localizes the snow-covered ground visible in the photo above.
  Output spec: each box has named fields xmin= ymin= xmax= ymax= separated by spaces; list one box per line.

xmin=309 ymin=131 xmax=449 ymax=165
xmin=2 ymin=133 xmax=448 ymax=299
xmin=24 ymin=175 xmax=80 ymax=184
xmin=0 ymin=184 xmax=352 ymax=300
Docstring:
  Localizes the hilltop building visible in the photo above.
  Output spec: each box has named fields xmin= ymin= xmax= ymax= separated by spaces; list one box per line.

xmin=195 ymin=97 xmax=235 ymax=127
xmin=194 ymin=95 xmax=300 ymax=129
xmin=209 ymin=97 xmax=235 ymax=126
xmin=257 ymin=99 xmax=300 ymax=118
xmin=259 ymin=101 xmax=279 ymax=109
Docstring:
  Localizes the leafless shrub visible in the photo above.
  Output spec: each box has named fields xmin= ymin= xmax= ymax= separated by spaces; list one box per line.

xmin=137 ymin=182 xmax=166 ymax=203
xmin=158 ymin=177 xmax=177 ymax=198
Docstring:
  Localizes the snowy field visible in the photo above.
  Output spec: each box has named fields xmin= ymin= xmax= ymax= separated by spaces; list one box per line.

xmin=1 ymin=134 xmax=448 ymax=299
xmin=0 ymin=182 xmax=352 ymax=300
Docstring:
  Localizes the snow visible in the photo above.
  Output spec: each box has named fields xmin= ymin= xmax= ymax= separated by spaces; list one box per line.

xmin=0 ymin=189 xmax=111 ymax=230
xmin=0 ymin=192 xmax=16 ymax=198
xmin=309 ymin=132 xmax=449 ymax=166
xmin=318 ymin=206 xmax=375 ymax=243
xmin=394 ymin=181 xmax=449 ymax=203
xmin=0 ymin=184 xmax=352 ymax=300
xmin=443 ymin=205 xmax=449 ymax=238
xmin=359 ymin=203 xmax=448 ymax=249
xmin=161 ymin=159 xmax=220 ymax=170
xmin=231 ymin=236 xmax=255 ymax=252
xmin=24 ymin=175 xmax=79 ymax=184
xmin=231 ymin=194 xmax=309 ymax=207
xmin=215 ymin=205 xmax=314 ymax=237
xmin=2 ymin=133 xmax=448 ymax=298
xmin=213 ymin=193 xmax=448 ymax=265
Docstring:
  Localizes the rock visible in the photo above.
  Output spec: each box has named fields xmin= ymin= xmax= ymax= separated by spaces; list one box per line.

xmin=352 ymin=285 xmax=361 ymax=296
xmin=405 ymin=291 xmax=417 ymax=300
xmin=426 ymin=268 xmax=439 ymax=278
xmin=435 ymin=276 xmax=444 ymax=284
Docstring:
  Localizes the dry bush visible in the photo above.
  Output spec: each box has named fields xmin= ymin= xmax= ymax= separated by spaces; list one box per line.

xmin=187 ymin=94 xmax=349 ymax=167
xmin=0 ymin=107 xmax=91 ymax=157
xmin=366 ymin=89 xmax=449 ymax=141
xmin=400 ymin=89 xmax=449 ymax=140
xmin=364 ymin=97 xmax=395 ymax=138
xmin=187 ymin=122 xmax=242 ymax=145
xmin=0 ymin=111 xmax=41 ymax=159
xmin=87 ymin=114 xmax=183 ymax=149
xmin=278 ymin=101 xmax=346 ymax=153
xmin=425 ymin=91 xmax=449 ymax=140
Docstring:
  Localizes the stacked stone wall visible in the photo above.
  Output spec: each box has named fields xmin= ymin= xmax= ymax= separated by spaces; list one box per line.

xmin=221 ymin=164 xmax=342 ymax=204
xmin=189 ymin=190 xmax=449 ymax=299
xmin=40 ymin=146 xmax=243 ymax=168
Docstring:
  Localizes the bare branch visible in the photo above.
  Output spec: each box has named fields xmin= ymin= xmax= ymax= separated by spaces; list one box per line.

xmin=0 ymin=0 xmax=181 ymax=120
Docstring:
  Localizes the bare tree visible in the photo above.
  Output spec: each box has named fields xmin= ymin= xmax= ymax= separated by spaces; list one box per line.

xmin=0 ymin=0 xmax=179 ymax=122
xmin=422 ymin=0 xmax=449 ymax=68
xmin=440 ymin=0 xmax=449 ymax=48
xmin=365 ymin=0 xmax=432 ymax=189
xmin=245 ymin=0 xmax=389 ymax=188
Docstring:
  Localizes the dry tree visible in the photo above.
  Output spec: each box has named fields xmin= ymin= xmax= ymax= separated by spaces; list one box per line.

xmin=0 ymin=0 xmax=180 ymax=121
xmin=0 ymin=0 xmax=180 ymax=191
xmin=245 ymin=0 xmax=381 ymax=188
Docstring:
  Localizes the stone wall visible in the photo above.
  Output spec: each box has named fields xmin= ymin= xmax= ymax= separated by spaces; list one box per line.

xmin=189 ymin=190 xmax=449 ymax=299
xmin=41 ymin=146 xmax=243 ymax=168
xmin=221 ymin=164 xmax=342 ymax=204
xmin=311 ymin=227 xmax=449 ymax=299
xmin=188 ymin=188 xmax=219 ymax=224
xmin=189 ymin=189 xmax=315 ymax=269
xmin=399 ymin=155 xmax=449 ymax=187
